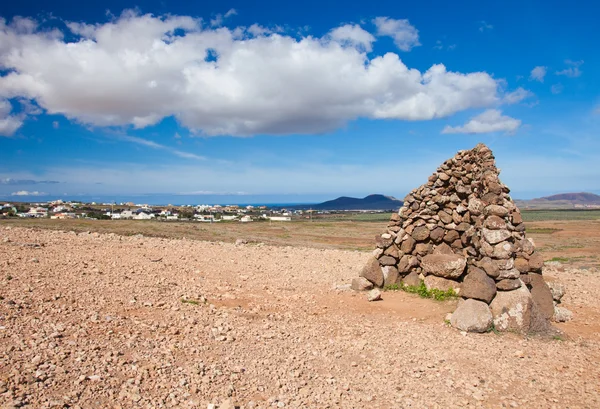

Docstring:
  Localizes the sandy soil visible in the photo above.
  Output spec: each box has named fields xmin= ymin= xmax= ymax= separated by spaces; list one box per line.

xmin=1 ymin=227 xmax=599 ymax=409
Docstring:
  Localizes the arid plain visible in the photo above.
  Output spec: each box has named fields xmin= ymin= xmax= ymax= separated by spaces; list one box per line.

xmin=1 ymin=214 xmax=599 ymax=408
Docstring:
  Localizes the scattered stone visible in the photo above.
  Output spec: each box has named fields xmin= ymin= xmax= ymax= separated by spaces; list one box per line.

xmin=547 ymin=281 xmax=566 ymax=302
xmin=367 ymin=288 xmax=382 ymax=302
xmin=554 ymin=306 xmax=573 ymax=322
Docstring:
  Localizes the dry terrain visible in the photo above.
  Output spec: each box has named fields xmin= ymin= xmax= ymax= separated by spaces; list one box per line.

xmin=1 ymin=218 xmax=600 ymax=408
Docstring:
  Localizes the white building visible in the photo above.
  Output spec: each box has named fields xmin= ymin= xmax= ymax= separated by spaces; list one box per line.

xmin=134 ymin=212 xmax=155 ymax=220
xmin=269 ymin=216 xmax=292 ymax=222
xmin=240 ymin=215 xmax=252 ymax=223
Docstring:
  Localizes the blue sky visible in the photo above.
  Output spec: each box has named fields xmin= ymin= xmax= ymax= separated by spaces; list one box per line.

xmin=1 ymin=0 xmax=599 ymax=204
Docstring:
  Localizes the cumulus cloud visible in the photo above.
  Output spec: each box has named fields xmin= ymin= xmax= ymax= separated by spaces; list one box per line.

xmin=372 ymin=17 xmax=420 ymax=51
xmin=11 ymin=190 xmax=46 ymax=196
xmin=0 ymin=99 xmax=23 ymax=136
xmin=329 ymin=24 xmax=375 ymax=52
xmin=529 ymin=66 xmax=547 ymax=82
xmin=442 ymin=109 xmax=521 ymax=134
xmin=1 ymin=178 xmax=59 ymax=185
xmin=556 ymin=60 xmax=583 ymax=78
xmin=0 ymin=12 xmax=507 ymax=136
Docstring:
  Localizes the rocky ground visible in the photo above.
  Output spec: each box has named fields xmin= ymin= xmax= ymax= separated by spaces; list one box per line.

xmin=1 ymin=227 xmax=599 ymax=409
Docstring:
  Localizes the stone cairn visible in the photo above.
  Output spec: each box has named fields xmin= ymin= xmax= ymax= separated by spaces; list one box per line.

xmin=353 ymin=143 xmax=570 ymax=333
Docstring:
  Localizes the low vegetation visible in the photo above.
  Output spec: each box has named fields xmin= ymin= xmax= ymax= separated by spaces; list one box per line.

xmin=384 ymin=281 xmax=458 ymax=301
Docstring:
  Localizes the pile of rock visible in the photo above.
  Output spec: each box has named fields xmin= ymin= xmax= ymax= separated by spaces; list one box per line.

xmin=353 ymin=143 xmax=570 ymax=333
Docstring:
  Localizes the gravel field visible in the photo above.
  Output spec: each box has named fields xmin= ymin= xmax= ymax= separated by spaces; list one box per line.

xmin=1 ymin=227 xmax=599 ymax=409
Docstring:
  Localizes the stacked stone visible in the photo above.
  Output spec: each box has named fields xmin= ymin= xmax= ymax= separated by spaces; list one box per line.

xmin=354 ymin=143 xmax=563 ymax=333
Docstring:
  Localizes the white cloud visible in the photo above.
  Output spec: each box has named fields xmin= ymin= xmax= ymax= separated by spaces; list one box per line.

xmin=224 ymin=9 xmax=237 ymax=18
xmin=329 ymin=24 xmax=375 ymax=52
xmin=0 ymin=12 xmax=506 ymax=136
xmin=503 ymin=87 xmax=534 ymax=104
xmin=0 ymin=99 xmax=23 ymax=136
xmin=529 ymin=66 xmax=547 ymax=82
xmin=211 ymin=8 xmax=237 ymax=27
xmin=556 ymin=60 xmax=583 ymax=78
xmin=479 ymin=21 xmax=493 ymax=32
xmin=551 ymin=84 xmax=563 ymax=94
xmin=372 ymin=17 xmax=420 ymax=51
xmin=11 ymin=190 xmax=46 ymax=196
xmin=442 ymin=109 xmax=521 ymax=134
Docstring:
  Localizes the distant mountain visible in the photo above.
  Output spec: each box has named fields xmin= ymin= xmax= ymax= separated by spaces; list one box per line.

xmin=536 ymin=192 xmax=600 ymax=203
xmin=311 ymin=194 xmax=403 ymax=211
xmin=515 ymin=192 xmax=600 ymax=209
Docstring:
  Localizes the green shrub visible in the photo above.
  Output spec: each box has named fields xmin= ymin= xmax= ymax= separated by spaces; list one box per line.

xmin=384 ymin=281 xmax=457 ymax=301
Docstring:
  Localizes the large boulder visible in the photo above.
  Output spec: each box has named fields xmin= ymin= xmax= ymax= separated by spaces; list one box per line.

xmin=528 ymin=273 xmax=555 ymax=320
xmin=460 ymin=266 xmax=496 ymax=303
xmin=351 ymin=277 xmax=373 ymax=291
xmin=489 ymin=284 xmax=533 ymax=332
xmin=382 ymin=265 xmax=400 ymax=287
xmin=360 ymin=257 xmax=384 ymax=287
xmin=450 ymin=299 xmax=493 ymax=333
xmin=421 ymin=254 xmax=466 ymax=278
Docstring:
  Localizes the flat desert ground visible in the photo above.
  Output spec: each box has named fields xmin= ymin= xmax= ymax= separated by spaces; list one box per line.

xmin=1 ymin=217 xmax=600 ymax=409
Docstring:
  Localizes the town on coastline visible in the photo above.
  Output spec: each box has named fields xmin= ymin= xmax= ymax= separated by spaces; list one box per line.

xmin=0 ymin=200 xmax=302 ymax=222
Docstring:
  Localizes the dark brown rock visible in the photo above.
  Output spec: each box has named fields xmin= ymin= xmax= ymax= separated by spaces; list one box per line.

xmin=528 ymin=273 xmax=555 ymax=320
xmin=443 ymin=230 xmax=459 ymax=243
xmin=511 ymin=211 xmax=523 ymax=225
xmin=514 ymin=257 xmax=529 ymax=273
xmin=455 ymin=222 xmax=471 ymax=232
xmin=383 ymin=245 xmax=400 ymax=259
xmin=378 ymin=255 xmax=397 ymax=266
xmin=360 ymin=257 xmax=384 ymax=287
xmin=528 ymin=253 xmax=544 ymax=272
xmin=433 ymin=242 xmax=454 ymax=255
xmin=479 ymin=257 xmax=500 ymax=278
xmin=402 ymin=270 xmax=421 ymax=287
xmin=400 ymin=236 xmax=416 ymax=254
xmin=438 ymin=211 xmax=453 ymax=224
xmin=397 ymin=255 xmax=411 ymax=273
xmin=412 ymin=226 xmax=430 ymax=241
xmin=430 ymin=227 xmax=445 ymax=243
xmin=460 ymin=266 xmax=497 ymax=303
xmin=414 ymin=243 xmax=432 ymax=256
xmin=496 ymin=278 xmax=522 ymax=291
